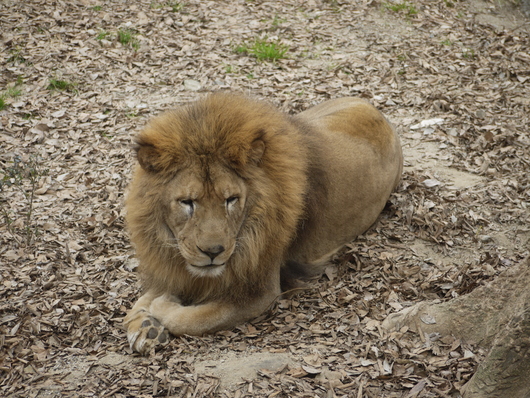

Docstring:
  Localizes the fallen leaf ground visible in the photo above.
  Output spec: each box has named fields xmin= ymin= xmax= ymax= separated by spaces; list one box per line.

xmin=1 ymin=0 xmax=529 ymax=397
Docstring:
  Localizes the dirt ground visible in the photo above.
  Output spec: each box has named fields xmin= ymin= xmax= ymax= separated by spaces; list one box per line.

xmin=1 ymin=0 xmax=529 ymax=397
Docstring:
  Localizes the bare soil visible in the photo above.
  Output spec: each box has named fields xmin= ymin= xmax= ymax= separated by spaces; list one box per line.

xmin=1 ymin=0 xmax=529 ymax=397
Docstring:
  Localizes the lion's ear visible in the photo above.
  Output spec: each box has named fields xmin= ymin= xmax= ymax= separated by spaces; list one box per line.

xmin=136 ymin=143 xmax=162 ymax=173
xmin=250 ymin=139 xmax=265 ymax=164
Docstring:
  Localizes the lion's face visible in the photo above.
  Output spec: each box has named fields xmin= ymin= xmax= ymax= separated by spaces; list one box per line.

xmin=162 ymin=163 xmax=248 ymax=278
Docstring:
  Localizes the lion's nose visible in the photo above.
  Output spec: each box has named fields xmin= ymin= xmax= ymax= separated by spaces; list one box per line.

xmin=197 ymin=245 xmax=225 ymax=260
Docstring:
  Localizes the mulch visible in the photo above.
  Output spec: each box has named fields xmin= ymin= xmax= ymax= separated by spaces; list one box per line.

xmin=1 ymin=0 xmax=529 ymax=396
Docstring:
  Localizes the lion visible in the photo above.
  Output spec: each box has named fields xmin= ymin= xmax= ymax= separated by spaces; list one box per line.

xmin=124 ymin=93 xmax=402 ymax=354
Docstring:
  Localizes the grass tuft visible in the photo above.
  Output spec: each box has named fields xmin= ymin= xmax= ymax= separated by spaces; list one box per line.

xmin=168 ymin=1 xmax=186 ymax=12
xmin=235 ymin=38 xmax=289 ymax=61
xmin=462 ymin=49 xmax=475 ymax=59
xmin=117 ymin=28 xmax=140 ymax=50
xmin=7 ymin=48 xmax=26 ymax=64
xmin=47 ymin=78 xmax=77 ymax=93
xmin=96 ymin=30 xmax=111 ymax=40
xmin=384 ymin=1 xmax=418 ymax=17
xmin=0 ymin=77 xmax=24 ymax=109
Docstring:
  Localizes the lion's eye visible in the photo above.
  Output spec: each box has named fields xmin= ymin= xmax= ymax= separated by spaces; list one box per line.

xmin=179 ymin=199 xmax=195 ymax=215
xmin=226 ymin=196 xmax=239 ymax=206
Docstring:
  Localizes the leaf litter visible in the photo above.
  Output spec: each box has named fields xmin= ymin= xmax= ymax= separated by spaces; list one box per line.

xmin=1 ymin=0 xmax=529 ymax=397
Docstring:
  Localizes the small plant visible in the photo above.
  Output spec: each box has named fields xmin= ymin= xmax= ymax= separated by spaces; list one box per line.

xmin=168 ymin=1 xmax=186 ymax=12
xmin=47 ymin=78 xmax=77 ymax=93
xmin=462 ymin=49 xmax=475 ymax=59
xmin=234 ymin=44 xmax=249 ymax=54
xmin=384 ymin=1 xmax=418 ymax=17
xmin=7 ymin=48 xmax=26 ymax=64
xmin=117 ymin=28 xmax=140 ymax=50
xmin=0 ymin=77 xmax=24 ymax=109
xmin=91 ymin=5 xmax=102 ymax=11
xmin=5 ymin=86 xmax=21 ymax=98
xmin=441 ymin=39 xmax=452 ymax=46
xmin=224 ymin=64 xmax=236 ymax=73
xmin=235 ymin=38 xmax=289 ymax=61
xmin=96 ymin=30 xmax=111 ymax=40
xmin=0 ymin=155 xmax=49 ymax=246
xmin=271 ymin=15 xmax=287 ymax=28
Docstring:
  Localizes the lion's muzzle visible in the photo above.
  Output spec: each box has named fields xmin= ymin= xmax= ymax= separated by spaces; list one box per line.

xmin=197 ymin=244 xmax=225 ymax=261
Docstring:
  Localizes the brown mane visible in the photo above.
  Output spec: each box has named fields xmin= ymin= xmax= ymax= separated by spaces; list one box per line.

xmin=126 ymin=93 xmax=310 ymax=305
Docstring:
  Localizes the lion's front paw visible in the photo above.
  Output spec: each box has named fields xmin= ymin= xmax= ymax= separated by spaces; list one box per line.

xmin=126 ymin=311 xmax=169 ymax=355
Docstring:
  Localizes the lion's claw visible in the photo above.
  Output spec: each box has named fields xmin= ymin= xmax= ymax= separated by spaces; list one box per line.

xmin=126 ymin=314 xmax=169 ymax=355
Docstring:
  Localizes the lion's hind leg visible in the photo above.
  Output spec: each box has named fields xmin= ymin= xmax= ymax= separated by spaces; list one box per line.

xmin=124 ymin=292 xmax=169 ymax=355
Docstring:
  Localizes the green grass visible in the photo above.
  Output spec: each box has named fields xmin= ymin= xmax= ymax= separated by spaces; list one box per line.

xmin=168 ymin=1 xmax=186 ymax=12
xmin=117 ymin=28 xmax=140 ymax=50
xmin=462 ymin=49 xmax=475 ymax=59
xmin=91 ymin=5 xmax=102 ymax=11
xmin=4 ymin=87 xmax=21 ymax=98
xmin=271 ymin=15 xmax=287 ymax=28
xmin=0 ymin=77 xmax=24 ymax=109
xmin=224 ymin=64 xmax=236 ymax=73
xmin=96 ymin=30 xmax=111 ymax=40
xmin=96 ymin=28 xmax=139 ymax=50
xmin=384 ymin=1 xmax=418 ymax=17
xmin=7 ymin=48 xmax=26 ymax=64
xmin=47 ymin=78 xmax=77 ymax=92
xmin=235 ymin=38 xmax=289 ymax=61
xmin=441 ymin=39 xmax=452 ymax=46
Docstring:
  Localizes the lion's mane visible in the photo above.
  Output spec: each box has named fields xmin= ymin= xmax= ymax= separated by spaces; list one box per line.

xmin=126 ymin=93 xmax=310 ymax=305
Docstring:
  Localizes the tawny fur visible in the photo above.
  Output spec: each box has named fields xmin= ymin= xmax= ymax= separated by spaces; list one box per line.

xmin=124 ymin=93 xmax=402 ymax=354
xmin=127 ymin=94 xmax=308 ymax=303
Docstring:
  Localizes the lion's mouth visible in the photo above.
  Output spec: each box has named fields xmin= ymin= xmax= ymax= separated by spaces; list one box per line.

xmin=186 ymin=262 xmax=226 ymax=278
xmin=190 ymin=263 xmax=225 ymax=269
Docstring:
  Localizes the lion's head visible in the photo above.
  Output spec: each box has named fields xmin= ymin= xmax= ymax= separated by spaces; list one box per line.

xmin=126 ymin=93 xmax=309 ymax=302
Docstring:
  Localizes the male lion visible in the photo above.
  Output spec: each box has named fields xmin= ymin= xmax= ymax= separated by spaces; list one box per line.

xmin=124 ymin=93 xmax=402 ymax=354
